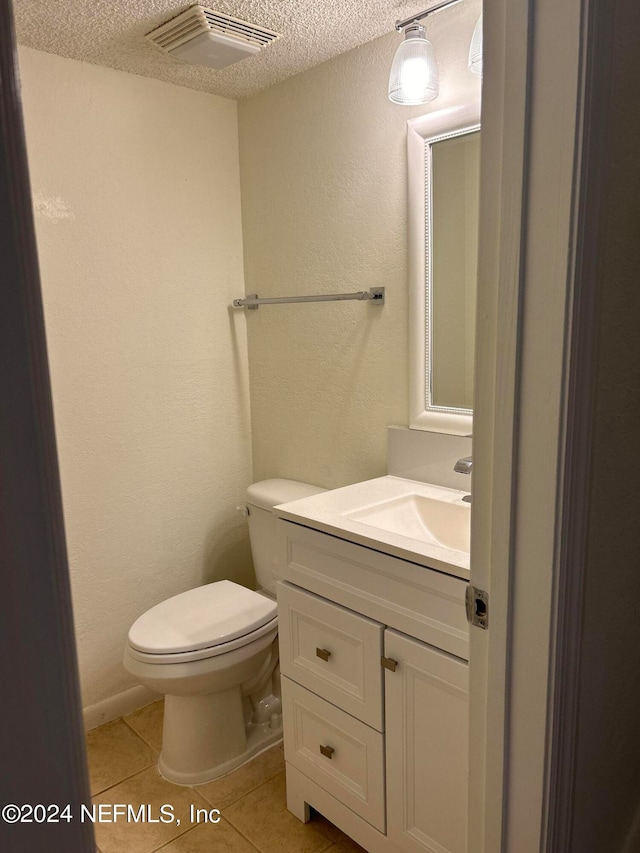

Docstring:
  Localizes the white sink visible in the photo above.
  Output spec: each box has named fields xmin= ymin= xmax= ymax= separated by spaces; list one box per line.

xmin=275 ymin=475 xmax=471 ymax=578
xmin=343 ymin=493 xmax=470 ymax=553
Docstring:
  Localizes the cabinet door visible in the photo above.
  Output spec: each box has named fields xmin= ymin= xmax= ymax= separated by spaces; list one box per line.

xmin=385 ymin=629 xmax=468 ymax=853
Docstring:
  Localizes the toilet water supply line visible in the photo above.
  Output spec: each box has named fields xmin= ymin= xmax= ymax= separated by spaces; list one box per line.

xmin=248 ymin=641 xmax=282 ymax=728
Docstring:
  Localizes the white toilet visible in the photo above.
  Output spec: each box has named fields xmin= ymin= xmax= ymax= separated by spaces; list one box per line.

xmin=123 ymin=478 xmax=325 ymax=785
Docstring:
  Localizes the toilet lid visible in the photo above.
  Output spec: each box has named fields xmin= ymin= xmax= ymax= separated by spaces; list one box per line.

xmin=127 ymin=580 xmax=277 ymax=655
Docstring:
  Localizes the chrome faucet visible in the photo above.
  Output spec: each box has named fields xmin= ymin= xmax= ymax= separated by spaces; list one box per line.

xmin=455 ymin=457 xmax=473 ymax=503
xmin=454 ymin=456 xmax=473 ymax=475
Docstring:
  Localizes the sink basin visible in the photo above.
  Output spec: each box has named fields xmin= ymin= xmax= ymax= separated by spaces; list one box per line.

xmin=275 ymin=475 xmax=471 ymax=577
xmin=343 ymin=494 xmax=470 ymax=553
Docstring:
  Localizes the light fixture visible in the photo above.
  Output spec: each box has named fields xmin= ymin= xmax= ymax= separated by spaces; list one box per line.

xmin=468 ymin=14 xmax=483 ymax=77
xmin=388 ymin=0 xmax=463 ymax=105
xmin=388 ymin=23 xmax=439 ymax=104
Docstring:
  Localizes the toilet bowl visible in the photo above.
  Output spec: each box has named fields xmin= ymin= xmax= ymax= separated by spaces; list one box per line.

xmin=123 ymin=479 xmax=325 ymax=785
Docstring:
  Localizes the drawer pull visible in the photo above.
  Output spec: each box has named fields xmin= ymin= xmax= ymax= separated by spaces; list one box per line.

xmin=319 ymin=744 xmax=335 ymax=759
xmin=316 ymin=648 xmax=331 ymax=661
xmin=381 ymin=656 xmax=398 ymax=672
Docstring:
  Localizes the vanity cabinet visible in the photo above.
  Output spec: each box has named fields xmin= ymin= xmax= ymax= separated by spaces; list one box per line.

xmin=277 ymin=519 xmax=469 ymax=853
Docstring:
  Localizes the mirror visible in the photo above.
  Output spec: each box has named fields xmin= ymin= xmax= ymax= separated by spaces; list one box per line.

xmin=431 ymin=130 xmax=480 ymax=410
xmin=407 ymin=102 xmax=481 ymax=435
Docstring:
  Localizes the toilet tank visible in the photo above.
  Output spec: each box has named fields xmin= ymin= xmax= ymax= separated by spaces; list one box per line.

xmin=246 ymin=479 xmax=326 ymax=595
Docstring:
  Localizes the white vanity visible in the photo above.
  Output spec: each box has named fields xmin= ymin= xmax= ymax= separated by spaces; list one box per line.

xmin=274 ymin=475 xmax=471 ymax=853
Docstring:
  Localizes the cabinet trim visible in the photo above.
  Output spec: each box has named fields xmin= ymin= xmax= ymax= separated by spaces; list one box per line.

xmin=286 ymin=764 xmax=401 ymax=853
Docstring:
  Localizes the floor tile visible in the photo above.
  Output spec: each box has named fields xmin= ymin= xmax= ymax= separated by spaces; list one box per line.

xmin=224 ymin=772 xmax=334 ymax=853
xmin=197 ymin=743 xmax=285 ymax=810
xmin=86 ymin=719 xmax=156 ymax=795
xmin=312 ymin=814 xmax=367 ymax=852
xmin=156 ymin=818 xmax=259 ymax=851
xmin=124 ymin=700 xmax=164 ymax=751
xmin=92 ymin=765 xmax=210 ymax=853
xmin=325 ymin=831 xmax=368 ymax=852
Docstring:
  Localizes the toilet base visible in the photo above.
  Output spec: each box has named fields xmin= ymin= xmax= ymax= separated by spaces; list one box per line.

xmin=157 ymin=688 xmax=283 ymax=786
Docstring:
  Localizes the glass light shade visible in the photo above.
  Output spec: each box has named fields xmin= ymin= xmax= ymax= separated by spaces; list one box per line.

xmin=468 ymin=14 xmax=483 ymax=77
xmin=388 ymin=26 xmax=439 ymax=105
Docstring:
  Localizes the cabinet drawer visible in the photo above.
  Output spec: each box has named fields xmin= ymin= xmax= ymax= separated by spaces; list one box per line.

xmin=278 ymin=520 xmax=469 ymax=660
xmin=278 ymin=582 xmax=384 ymax=730
xmin=282 ymin=676 xmax=385 ymax=832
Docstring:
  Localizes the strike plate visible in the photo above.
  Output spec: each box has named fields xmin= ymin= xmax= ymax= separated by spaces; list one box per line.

xmin=465 ymin=585 xmax=489 ymax=629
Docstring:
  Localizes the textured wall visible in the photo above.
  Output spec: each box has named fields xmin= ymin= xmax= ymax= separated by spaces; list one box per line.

xmin=18 ymin=47 xmax=253 ymax=709
xmin=238 ymin=7 xmax=481 ymax=489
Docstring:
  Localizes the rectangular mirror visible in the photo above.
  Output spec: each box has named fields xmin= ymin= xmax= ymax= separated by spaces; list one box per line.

xmin=431 ymin=130 xmax=480 ymax=410
xmin=407 ymin=101 xmax=481 ymax=435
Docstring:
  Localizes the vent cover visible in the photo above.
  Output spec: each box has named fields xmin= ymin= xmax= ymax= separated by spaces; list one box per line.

xmin=146 ymin=5 xmax=281 ymax=69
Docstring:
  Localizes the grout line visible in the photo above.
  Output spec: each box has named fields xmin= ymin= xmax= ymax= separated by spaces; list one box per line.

xmin=218 ymin=817 xmax=263 ymax=852
xmin=150 ymin=818 xmax=262 ymax=853
xmin=151 ymin=826 xmax=195 ymax=852
xmin=87 ymin=712 xmax=159 ymax=796
xmin=225 ymin=821 xmax=262 ymax=853
xmin=224 ymin=808 xmax=336 ymax=853
xmin=147 ymin=822 xmax=199 ymax=852
xmin=196 ymin=765 xmax=285 ymax=809
xmin=190 ymin=786 xmax=216 ymax=810
xmin=217 ymin=769 xmax=286 ymax=819
xmin=96 ymin=789 xmax=216 ymax=853
xmin=120 ymin=715 xmax=161 ymax=754
xmin=91 ymin=760 xmax=158 ymax=798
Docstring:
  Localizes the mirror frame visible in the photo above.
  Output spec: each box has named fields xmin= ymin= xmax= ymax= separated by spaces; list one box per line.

xmin=407 ymin=100 xmax=481 ymax=435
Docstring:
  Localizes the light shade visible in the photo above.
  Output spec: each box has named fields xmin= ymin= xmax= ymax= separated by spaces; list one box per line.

xmin=388 ymin=24 xmax=439 ymax=105
xmin=468 ymin=14 xmax=483 ymax=77
xmin=168 ymin=31 xmax=260 ymax=69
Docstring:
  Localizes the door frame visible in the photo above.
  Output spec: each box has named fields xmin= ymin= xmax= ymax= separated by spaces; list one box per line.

xmin=470 ymin=0 xmax=625 ymax=850
xmin=0 ymin=3 xmax=92 ymax=851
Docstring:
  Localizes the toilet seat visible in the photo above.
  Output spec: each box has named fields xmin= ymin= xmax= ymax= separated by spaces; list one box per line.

xmin=126 ymin=615 xmax=278 ymax=665
xmin=127 ymin=580 xmax=278 ymax=664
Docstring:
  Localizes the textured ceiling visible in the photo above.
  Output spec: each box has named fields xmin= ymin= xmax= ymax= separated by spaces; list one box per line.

xmin=13 ymin=0 xmax=476 ymax=100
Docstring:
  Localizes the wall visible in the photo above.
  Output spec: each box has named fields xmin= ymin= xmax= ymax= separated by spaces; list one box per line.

xmin=238 ymin=3 xmax=481 ymax=489
xmin=18 ymin=47 xmax=253 ymax=718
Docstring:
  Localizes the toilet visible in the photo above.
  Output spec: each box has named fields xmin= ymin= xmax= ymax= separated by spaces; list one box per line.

xmin=123 ymin=478 xmax=325 ymax=785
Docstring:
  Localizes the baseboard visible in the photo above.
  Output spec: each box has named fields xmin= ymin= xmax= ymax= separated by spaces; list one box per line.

xmin=83 ymin=685 xmax=160 ymax=732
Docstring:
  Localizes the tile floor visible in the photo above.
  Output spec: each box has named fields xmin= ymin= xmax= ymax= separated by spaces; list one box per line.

xmin=86 ymin=700 xmax=366 ymax=853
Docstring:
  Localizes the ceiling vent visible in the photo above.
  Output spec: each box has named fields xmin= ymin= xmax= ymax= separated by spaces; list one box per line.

xmin=146 ymin=6 xmax=281 ymax=69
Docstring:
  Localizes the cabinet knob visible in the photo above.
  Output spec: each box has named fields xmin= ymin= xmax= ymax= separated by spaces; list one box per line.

xmin=381 ymin=656 xmax=398 ymax=672
xmin=319 ymin=744 xmax=335 ymax=759
xmin=316 ymin=648 xmax=331 ymax=662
